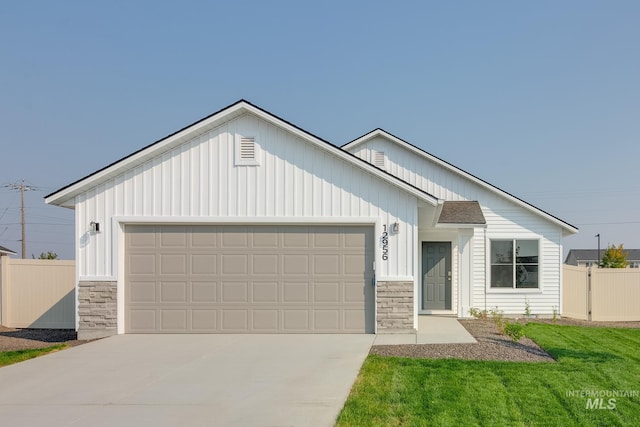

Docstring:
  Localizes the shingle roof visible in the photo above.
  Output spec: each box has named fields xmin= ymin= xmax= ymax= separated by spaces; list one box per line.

xmin=0 ymin=245 xmax=16 ymax=255
xmin=437 ymin=201 xmax=486 ymax=225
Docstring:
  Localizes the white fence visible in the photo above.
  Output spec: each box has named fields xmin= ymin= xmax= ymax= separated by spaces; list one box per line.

xmin=0 ymin=257 xmax=75 ymax=329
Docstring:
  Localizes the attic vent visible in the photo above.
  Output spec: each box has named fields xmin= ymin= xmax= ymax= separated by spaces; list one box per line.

xmin=239 ymin=137 xmax=256 ymax=160
xmin=235 ymin=134 xmax=260 ymax=166
xmin=373 ymin=151 xmax=386 ymax=169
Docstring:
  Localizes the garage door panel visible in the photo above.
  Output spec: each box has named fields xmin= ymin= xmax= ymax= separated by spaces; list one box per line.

xmin=283 ymin=254 xmax=309 ymax=274
xmin=314 ymin=310 xmax=340 ymax=330
xmin=160 ymin=254 xmax=187 ymax=275
xmin=314 ymin=282 xmax=340 ymax=303
xmin=161 ymin=310 xmax=187 ymax=330
xmin=191 ymin=282 xmax=217 ymax=302
xmin=314 ymin=255 xmax=340 ymax=275
xmin=126 ymin=225 xmax=373 ymax=333
xmin=130 ymin=281 xmax=156 ymax=302
xmin=222 ymin=310 xmax=248 ymax=330
xmin=283 ymin=282 xmax=309 ymax=303
xmin=129 ymin=254 xmax=156 ymax=275
xmin=253 ymin=254 xmax=278 ymax=274
xmin=253 ymin=310 xmax=279 ymax=330
xmin=222 ymin=254 xmax=249 ymax=274
xmin=191 ymin=310 xmax=217 ymax=330
xmin=253 ymin=282 xmax=278 ymax=302
xmin=222 ymin=282 xmax=248 ymax=302
xmin=283 ymin=310 xmax=309 ymax=330
xmin=160 ymin=227 xmax=188 ymax=247
xmin=160 ymin=282 xmax=187 ymax=303
xmin=191 ymin=254 xmax=217 ymax=275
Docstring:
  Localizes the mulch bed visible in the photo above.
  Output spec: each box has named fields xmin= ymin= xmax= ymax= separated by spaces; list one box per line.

xmin=0 ymin=326 xmax=87 ymax=352
xmin=369 ymin=318 xmax=640 ymax=362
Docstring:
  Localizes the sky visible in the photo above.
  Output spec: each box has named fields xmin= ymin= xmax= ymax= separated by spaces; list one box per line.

xmin=1 ymin=1 xmax=639 ymax=260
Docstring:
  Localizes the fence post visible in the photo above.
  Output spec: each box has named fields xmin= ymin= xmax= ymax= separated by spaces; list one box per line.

xmin=0 ymin=256 xmax=8 ymax=325
xmin=587 ymin=267 xmax=592 ymax=321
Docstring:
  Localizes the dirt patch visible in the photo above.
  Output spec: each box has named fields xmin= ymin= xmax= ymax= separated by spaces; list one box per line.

xmin=0 ymin=326 xmax=88 ymax=352
xmin=370 ymin=319 xmax=554 ymax=362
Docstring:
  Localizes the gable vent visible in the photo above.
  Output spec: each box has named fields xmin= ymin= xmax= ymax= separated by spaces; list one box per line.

xmin=239 ymin=137 xmax=256 ymax=160
xmin=235 ymin=134 xmax=260 ymax=166
xmin=373 ymin=151 xmax=386 ymax=169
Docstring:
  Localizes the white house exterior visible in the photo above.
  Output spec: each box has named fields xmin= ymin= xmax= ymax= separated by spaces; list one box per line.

xmin=46 ymin=100 xmax=577 ymax=339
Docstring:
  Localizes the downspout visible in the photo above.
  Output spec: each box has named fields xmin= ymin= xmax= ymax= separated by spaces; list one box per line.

xmin=484 ymin=227 xmax=488 ymax=311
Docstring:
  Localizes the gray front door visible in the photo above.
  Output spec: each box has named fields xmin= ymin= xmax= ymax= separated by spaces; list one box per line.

xmin=422 ymin=242 xmax=452 ymax=310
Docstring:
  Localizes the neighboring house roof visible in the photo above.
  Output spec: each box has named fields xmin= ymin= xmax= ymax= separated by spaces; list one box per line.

xmin=0 ymin=245 xmax=16 ymax=256
xmin=565 ymin=249 xmax=640 ymax=264
xmin=437 ymin=201 xmax=486 ymax=225
xmin=45 ymin=100 xmax=438 ymax=208
xmin=342 ymin=128 xmax=578 ymax=235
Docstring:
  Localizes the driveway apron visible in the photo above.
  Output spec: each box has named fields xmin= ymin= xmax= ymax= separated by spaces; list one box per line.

xmin=0 ymin=334 xmax=374 ymax=427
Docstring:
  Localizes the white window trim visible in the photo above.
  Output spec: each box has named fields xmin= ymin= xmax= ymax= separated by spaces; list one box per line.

xmin=486 ymin=237 xmax=543 ymax=293
xmin=234 ymin=134 xmax=261 ymax=166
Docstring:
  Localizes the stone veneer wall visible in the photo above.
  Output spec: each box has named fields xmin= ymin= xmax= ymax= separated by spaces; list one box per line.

xmin=78 ymin=281 xmax=117 ymax=340
xmin=376 ymin=281 xmax=415 ymax=333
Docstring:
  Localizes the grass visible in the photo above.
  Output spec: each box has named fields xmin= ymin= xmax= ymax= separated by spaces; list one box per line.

xmin=0 ymin=345 xmax=67 ymax=368
xmin=336 ymin=324 xmax=640 ymax=426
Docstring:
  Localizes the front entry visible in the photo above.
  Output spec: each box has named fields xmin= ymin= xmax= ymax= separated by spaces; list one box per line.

xmin=422 ymin=242 xmax=452 ymax=310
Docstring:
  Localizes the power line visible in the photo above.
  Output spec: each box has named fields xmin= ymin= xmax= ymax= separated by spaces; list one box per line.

xmin=2 ymin=180 xmax=37 ymax=258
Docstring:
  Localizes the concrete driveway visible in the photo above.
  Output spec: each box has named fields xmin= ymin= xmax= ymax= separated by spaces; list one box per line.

xmin=0 ymin=334 xmax=374 ymax=427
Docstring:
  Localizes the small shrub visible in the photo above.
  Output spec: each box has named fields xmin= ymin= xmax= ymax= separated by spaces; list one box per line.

xmin=489 ymin=306 xmax=505 ymax=333
xmin=552 ymin=306 xmax=558 ymax=323
xmin=504 ymin=322 xmax=525 ymax=342
xmin=524 ymin=298 xmax=532 ymax=318
xmin=469 ymin=307 xmax=487 ymax=320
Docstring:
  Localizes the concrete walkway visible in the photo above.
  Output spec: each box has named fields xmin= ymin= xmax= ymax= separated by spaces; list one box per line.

xmin=374 ymin=316 xmax=477 ymax=345
xmin=0 ymin=334 xmax=374 ymax=427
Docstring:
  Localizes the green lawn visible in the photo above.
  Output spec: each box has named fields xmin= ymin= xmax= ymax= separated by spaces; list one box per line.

xmin=0 ymin=345 xmax=67 ymax=368
xmin=336 ymin=324 xmax=640 ymax=427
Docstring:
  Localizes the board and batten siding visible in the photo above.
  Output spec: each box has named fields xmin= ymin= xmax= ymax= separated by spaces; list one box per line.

xmin=349 ymin=136 xmax=564 ymax=316
xmin=76 ymin=113 xmax=418 ymax=279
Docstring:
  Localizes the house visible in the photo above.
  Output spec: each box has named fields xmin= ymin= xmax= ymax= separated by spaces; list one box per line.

xmin=45 ymin=100 xmax=578 ymax=339
xmin=0 ymin=245 xmax=16 ymax=257
xmin=565 ymin=249 xmax=640 ymax=268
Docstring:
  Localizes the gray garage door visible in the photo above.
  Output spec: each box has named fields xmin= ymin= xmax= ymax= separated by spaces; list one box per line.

xmin=125 ymin=225 xmax=374 ymax=333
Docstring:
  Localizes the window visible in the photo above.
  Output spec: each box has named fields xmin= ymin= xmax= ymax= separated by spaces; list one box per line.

xmin=234 ymin=135 xmax=260 ymax=166
xmin=490 ymin=239 xmax=539 ymax=289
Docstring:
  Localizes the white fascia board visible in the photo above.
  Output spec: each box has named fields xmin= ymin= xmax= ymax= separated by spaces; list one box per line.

xmin=345 ymin=129 xmax=577 ymax=235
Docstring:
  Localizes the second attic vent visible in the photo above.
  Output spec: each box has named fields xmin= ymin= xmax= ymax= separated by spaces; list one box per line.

xmin=373 ymin=151 xmax=386 ymax=169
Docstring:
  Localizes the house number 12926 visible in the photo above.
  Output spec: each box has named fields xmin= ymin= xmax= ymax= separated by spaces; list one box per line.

xmin=381 ymin=225 xmax=389 ymax=260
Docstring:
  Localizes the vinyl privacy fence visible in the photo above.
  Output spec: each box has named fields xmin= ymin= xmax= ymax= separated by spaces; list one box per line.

xmin=563 ymin=265 xmax=640 ymax=321
xmin=0 ymin=257 xmax=75 ymax=328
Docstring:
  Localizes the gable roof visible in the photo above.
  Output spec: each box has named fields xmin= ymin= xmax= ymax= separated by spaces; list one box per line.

xmin=45 ymin=100 xmax=438 ymax=208
xmin=0 ymin=245 xmax=16 ymax=256
xmin=565 ymin=249 xmax=640 ymax=263
xmin=342 ymin=128 xmax=578 ymax=235
xmin=437 ymin=201 xmax=486 ymax=225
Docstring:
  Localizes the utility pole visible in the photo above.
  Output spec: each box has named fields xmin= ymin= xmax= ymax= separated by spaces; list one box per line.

xmin=3 ymin=180 xmax=36 ymax=258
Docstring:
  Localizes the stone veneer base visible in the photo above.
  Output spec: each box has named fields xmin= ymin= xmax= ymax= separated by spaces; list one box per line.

xmin=77 ymin=281 xmax=117 ymax=340
xmin=376 ymin=281 xmax=415 ymax=333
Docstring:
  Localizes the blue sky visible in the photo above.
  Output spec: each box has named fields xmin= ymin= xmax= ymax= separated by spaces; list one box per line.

xmin=1 ymin=1 xmax=638 ymax=259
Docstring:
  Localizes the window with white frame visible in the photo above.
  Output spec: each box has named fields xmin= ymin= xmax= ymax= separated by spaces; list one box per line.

xmin=490 ymin=239 xmax=539 ymax=289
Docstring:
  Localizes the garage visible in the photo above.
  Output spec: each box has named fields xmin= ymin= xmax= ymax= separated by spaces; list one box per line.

xmin=125 ymin=225 xmax=375 ymax=333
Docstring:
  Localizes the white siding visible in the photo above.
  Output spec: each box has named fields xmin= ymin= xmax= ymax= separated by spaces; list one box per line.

xmin=76 ymin=114 xmax=418 ymax=279
xmin=350 ymin=136 xmax=564 ymax=316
